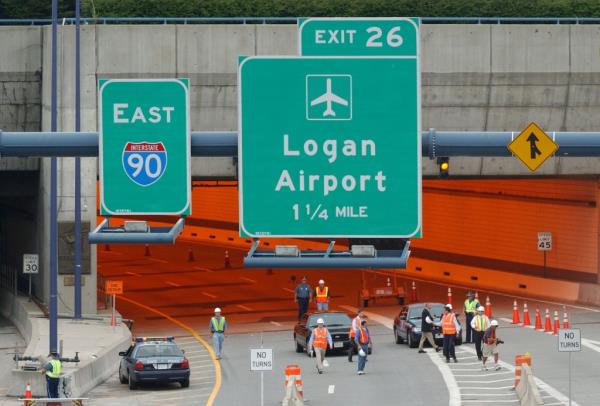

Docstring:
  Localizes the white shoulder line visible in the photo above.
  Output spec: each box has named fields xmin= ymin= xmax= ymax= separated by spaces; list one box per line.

xmin=427 ymin=350 xmax=461 ymax=406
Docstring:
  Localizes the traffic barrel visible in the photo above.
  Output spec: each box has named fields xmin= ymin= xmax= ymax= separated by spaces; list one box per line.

xmin=544 ymin=308 xmax=552 ymax=332
xmin=485 ymin=296 xmax=492 ymax=318
xmin=534 ymin=308 xmax=543 ymax=330
xmin=553 ymin=309 xmax=560 ymax=335
xmin=410 ymin=281 xmax=418 ymax=303
xmin=522 ymin=302 xmax=531 ymax=326
xmin=562 ymin=307 xmax=570 ymax=328
xmin=284 ymin=364 xmax=303 ymax=400
xmin=514 ymin=354 xmax=532 ymax=387
xmin=144 ymin=244 xmax=151 ymax=257
xmin=447 ymin=287 xmax=452 ymax=306
xmin=187 ymin=247 xmax=195 ymax=262
xmin=224 ymin=250 xmax=231 ymax=268
xmin=23 ymin=382 xmax=32 ymax=405
xmin=512 ymin=300 xmax=520 ymax=324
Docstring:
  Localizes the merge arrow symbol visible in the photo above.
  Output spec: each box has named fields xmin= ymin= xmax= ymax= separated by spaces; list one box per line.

xmin=527 ymin=133 xmax=542 ymax=159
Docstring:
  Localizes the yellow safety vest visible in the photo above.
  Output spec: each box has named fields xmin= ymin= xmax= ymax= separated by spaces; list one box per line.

xmin=464 ymin=299 xmax=478 ymax=313
xmin=474 ymin=315 xmax=489 ymax=332
xmin=46 ymin=359 xmax=61 ymax=379
xmin=211 ymin=317 xmax=226 ymax=332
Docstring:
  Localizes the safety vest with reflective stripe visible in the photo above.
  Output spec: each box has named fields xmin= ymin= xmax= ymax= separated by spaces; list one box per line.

xmin=349 ymin=316 xmax=360 ymax=338
xmin=442 ymin=313 xmax=457 ymax=335
xmin=473 ymin=314 xmax=489 ymax=332
xmin=46 ymin=359 xmax=61 ymax=379
xmin=464 ymin=299 xmax=478 ymax=313
xmin=315 ymin=286 xmax=329 ymax=303
xmin=312 ymin=327 xmax=329 ymax=349
xmin=211 ymin=317 xmax=226 ymax=332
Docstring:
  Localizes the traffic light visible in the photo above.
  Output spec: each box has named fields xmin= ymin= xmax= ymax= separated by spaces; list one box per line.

xmin=437 ymin=157 xmax=449 ymax=178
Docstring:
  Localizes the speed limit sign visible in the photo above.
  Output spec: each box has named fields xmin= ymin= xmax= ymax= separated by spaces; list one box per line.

xmin=23 ymin=254 xmax=39 ymax=274
xmin=537 ymin=232 xmax=552 ymax=251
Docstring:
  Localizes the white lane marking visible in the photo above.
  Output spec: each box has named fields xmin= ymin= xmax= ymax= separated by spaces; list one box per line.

xmin=270 ymin=321 xmax=283 ymax=327
xmin=328 ymin=385 xmax=335 ymax=394
xmin=236 ymin=304 xmax=253 ymax=311
xmin=452 ymin=361 xmax=482 ymax=365
xmin=455 ymin=372 xmax=512 ymax=377
xmin=166 ymin=281 xmax=181 ymax=287
xmin=194 ymin=266 xmax=214 ymax=273
xmin=499 ymin=318 xmax=514 ymax=324
xmin=202 ymin=292 xmax=217 ymax=299
xmin=426 ymin=349 xmax=461 ymax=406
xmin=457 ymin=378 xmax=514 ymax=384
xmin=283 ymin=288 xmax=295 ymax=293
xmin=125 ymin=271 xmax=142 ymax=277
xmin=239 ymin=277 xmax=257 ymax=283
xmin=461 ymin=400 xmax=518 ymax=403
xmin=459 ymin=386 xmax=514 ymax=390
xmin=461 ymin=393 xmax=516 ymax=396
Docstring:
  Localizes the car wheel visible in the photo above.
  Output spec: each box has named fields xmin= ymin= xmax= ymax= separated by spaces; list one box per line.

xmin=394 ymin=327 xmax=403 ymax=344
xmin=180 ymin=379 xmax=190 ymax=388
xmin=294 ymin=335 xmax=303 ymax=353
xmin=119 ymin=366 xmax=127 ymax=384
xmin=408 ymin=332 xmax=417 ymax=348
xmin=128 ymin=372 xmax=137 ymax=390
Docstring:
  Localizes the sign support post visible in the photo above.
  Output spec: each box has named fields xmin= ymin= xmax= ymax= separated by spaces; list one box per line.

xmin=557 ymin=328 xmax=580 ymax=406
xmin=250 ymin=334 xmax=272 ymax=406
xmin=105 ymin=280 xmax=123 ymax=327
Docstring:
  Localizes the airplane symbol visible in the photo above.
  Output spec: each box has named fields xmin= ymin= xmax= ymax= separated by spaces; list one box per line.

xmin=309 ymin=78 xmax=349 ymax=117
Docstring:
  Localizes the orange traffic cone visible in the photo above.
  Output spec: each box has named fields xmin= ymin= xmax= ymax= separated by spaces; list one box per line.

xmin=512 ymin=300 xmax=520 ymax=324
xmin=544 ymin=308 xmax=552 ymax=332
xmin=562 ymin=307 xmax=570 ymax=328
xmin=553 ymin=309 xmax=560 ymax=335
xmin=522 ymin=302 xmax=531 ymax=326
xmin=187 ymin=247 xmax=195 ymax=262
xmin=23 ymin=382 xmax=32 ymax=405
xmin=410 ymin=281 xmax=418 ymax=302
xmin=447 ymin=287 xmax=452 ymax=306
xmin=144 ymin=244 xmax=151 ymax=256
xmin=485 ymin=296 xmax=492 ymax=318
xmin=224 ymin=250 xmax=231 ymax=268
xmin=534 ymin=308 xmax=542 ymax=330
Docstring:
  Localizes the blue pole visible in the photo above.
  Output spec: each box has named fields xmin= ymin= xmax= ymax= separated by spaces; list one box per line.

xmin=74 ymin=0 xmax=82 ymax=319
xmin=50 ymin=0 xmax=58 ymax=352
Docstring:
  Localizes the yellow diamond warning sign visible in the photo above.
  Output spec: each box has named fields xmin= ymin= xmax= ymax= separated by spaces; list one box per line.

xmin=508 ymin=122 xmax=559 ymax=171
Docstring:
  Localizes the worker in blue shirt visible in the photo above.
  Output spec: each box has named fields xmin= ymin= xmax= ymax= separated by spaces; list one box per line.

xmin=40 ymin=351 xmax=61 ymax=398
xmin=209 ymin=307 xmax=227 ymax=360
xmin=294 ymin=276 xmax=312 ymax=320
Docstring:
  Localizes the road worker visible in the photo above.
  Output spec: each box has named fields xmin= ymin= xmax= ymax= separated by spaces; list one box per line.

xmin=471 ymin=305 xmax=490 ymax=360
xmin=294 ymin=276 xmax=312 ymax=320
xmin=441 ymin=304 xmax=461 ymax=363
xmin=355 ymin=319 xmax=371 ymax=375
xmin=418 ymin=302 xmax=441 ymax=353
xmin=463 ymin=291 xmax=480 ymax=343
xmin=348 ymin=309 xmax=364 ymax=362
xmin=314 ymin=279 xmax=330 ymax=311
xmin=308 ymin=318 xmax=333 ymax=374
xmin=209 ymin=307 xmax=227 ymax=360
xmin=40 ymin=351 xmax=61 ymax=398
xmin=482 ymin=320 xmax=503 ymax=371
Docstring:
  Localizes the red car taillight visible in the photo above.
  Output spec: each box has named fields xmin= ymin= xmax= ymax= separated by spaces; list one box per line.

xmin=134 ymin=360 xmax=144 ymax=370
xmin=181 ymin=358 xmax=189 ymax=369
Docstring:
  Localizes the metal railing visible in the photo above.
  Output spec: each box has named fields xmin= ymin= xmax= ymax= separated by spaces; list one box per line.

xmin=0 ymin=263 xmax=19 ymax=296
xmin=1 ymin=16 xmax=600 ymax=26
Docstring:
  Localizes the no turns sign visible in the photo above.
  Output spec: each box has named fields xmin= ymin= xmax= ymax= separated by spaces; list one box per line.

xmin=558 ymin=328 xmax=581 ymax=352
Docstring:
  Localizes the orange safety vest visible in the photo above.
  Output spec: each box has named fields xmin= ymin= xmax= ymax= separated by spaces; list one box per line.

xmin=358 ymin=327 xmax=369 ymax=344
xmin=442 ymin=313 xmax=457 ymax=335
xmin=315 ymin=286 xmax=329 ymax=303
xmin=312 ymin=327 xmax=329 ymax=349
xmin=349 ymin=316 xmax=360 ymax=338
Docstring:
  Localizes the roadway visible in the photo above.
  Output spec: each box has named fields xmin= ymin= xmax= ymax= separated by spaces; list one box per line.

xmin=92 ymin=233 xmax=600 ymax=405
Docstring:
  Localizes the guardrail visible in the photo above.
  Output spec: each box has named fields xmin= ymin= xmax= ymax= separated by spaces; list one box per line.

xmin=2 ymin=16 xmax=600 ymax=26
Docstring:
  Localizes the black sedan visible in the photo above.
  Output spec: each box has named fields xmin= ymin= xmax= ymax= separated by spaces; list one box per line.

xmin=118 ymin=337 xmax=190 ymax=390
xmin=293 ymin=312 xmax=355 ymax=355
xmin=393 ymin=303 xmax=463 ymax=348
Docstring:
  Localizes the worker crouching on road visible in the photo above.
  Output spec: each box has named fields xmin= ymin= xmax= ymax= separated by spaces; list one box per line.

xmin=464 ymin=291 xmax=480 ymax=344
xmin=40 ymin=351 xmax=61 ymax=398
xmin=315 ymin=279 xmax=330 ymax=311
xmin=418 ymin=302 xmax=441 ymax=353
xmin=308 ymin=318 xmax=333 ymax=374
xmin=482 ymin=320 xmax=503 ymax=371
xmin=295 ymin=276 xmax=312 ymax=320
xmin=348 ymin=309 xmax=364 ymax=362
xmin=471 ymin=306 xmax=490 ymax=360
xmin=210 ymin=307 xmax=227 ymax=360
xmin=441 ymin=304 xmax=461 ymax=363
xmin=355 ymin=320 xmax=371 ymax=375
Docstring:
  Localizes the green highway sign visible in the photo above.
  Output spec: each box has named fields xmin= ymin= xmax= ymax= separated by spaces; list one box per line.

xmin=299 ymin=17 xmax=419 ymax=56
xmin=238 ymin=56 xmax=421 ymax=238
xmin=99 ymin=79 xmax=191 ymax=216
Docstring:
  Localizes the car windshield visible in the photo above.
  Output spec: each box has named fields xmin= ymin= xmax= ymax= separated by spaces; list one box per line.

xmin=408 ymin=304 xmax=445 ymax=320
xmin=308 ymin=313 xmax=350 ymax=328
xmin=135 ymin=344 xmax=183 ymax=358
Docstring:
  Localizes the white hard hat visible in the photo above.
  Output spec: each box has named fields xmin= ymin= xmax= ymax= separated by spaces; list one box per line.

xmin=478 ymin=306 xmax=485 ymax=312
xmin=317 ymin=318 xmax=324 ymax=324
xmin=445 ymin=304 xmax=453 ymax=310
xmin=214 ymin=307 xmax=221 ymax=313
xmin=319 ymin=279 xmax=325 ymax=284
xmin=491 ymin=320 xmax=498 ymax=326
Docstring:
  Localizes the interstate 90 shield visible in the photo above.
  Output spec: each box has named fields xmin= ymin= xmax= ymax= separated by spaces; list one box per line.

xmin=122 ymin=142 xmax=168 ymax=187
